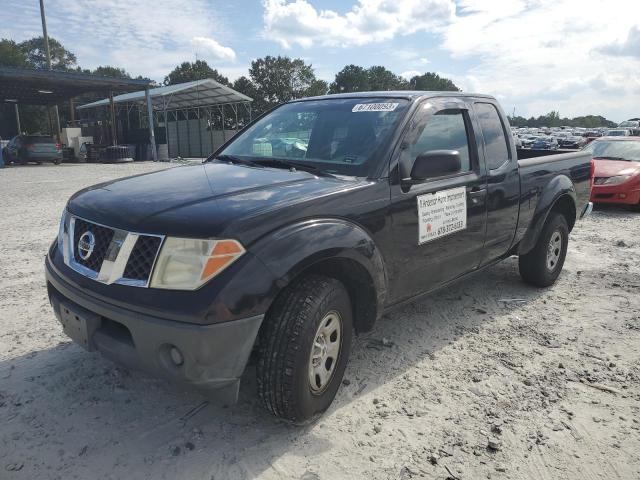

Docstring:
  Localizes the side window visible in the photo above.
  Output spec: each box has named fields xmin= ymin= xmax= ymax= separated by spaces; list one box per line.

xmin=410 ymin=110 xmax=471 ymax=172
xmin=475 ymin=103 xmax=510 ymax=170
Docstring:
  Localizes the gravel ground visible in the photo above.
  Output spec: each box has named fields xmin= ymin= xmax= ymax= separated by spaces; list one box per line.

xmin=1 ymin=162 xmax=639 ymax=480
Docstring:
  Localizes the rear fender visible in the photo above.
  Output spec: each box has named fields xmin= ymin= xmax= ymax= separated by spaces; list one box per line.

xmin=518 ymin=175 xmax=577 ymax=255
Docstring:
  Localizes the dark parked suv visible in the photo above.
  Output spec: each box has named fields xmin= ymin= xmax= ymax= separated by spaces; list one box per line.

xmin=46 ymin=92 xmax=592 ymax=423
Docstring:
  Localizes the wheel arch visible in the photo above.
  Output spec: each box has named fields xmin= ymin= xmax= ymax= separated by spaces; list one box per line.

xmin=252 ymin=218 xmax=387 ymax=334
xmin=518 ymin=175 xmax=577 ymax=256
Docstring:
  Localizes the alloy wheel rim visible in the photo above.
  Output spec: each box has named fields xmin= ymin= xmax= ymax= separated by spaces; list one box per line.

xmin=546 ymin=230 xmax=563 ymax=271
xmin=308 ymin=311 xmax=342 ymax=394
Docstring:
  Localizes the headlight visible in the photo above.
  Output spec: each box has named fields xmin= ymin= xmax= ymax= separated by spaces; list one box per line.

xmin=150 ymin=237 xmax=245 ymax=290
xmin=601 ymin=175 xmax=631 ymax=185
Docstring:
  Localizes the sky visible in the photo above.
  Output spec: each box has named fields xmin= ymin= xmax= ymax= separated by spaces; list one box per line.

xmin=2 ymin=0 xmax=639 ymax=122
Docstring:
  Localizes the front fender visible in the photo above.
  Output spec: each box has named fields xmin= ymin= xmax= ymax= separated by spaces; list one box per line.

xmin=251 ymin=218 xmax=387 ymax=310
xmin=518 ymin=175 xmax=576 ymax=255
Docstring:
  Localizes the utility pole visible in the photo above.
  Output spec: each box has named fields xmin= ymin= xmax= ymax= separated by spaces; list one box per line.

xmin=39 ymin=0 xmax=52 ymax=70
xmin=39 ymin=0 xmax=61 ymax=141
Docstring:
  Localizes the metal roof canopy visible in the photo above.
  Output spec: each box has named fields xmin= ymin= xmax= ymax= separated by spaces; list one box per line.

xmin=78 ymin=78 xmax=252 ymax=112
xmin=0 ymin=67 xmax=151 ymax=105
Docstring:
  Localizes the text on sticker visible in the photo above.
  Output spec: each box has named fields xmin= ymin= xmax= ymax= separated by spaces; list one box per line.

xmin=352 ymin=103 xmax=399 ymax=112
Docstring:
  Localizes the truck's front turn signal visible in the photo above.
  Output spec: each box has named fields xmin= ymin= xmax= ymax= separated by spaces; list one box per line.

xmin=150 ymin=237 xmax=245 ymax=290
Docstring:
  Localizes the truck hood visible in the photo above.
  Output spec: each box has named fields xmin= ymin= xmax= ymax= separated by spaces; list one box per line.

xmin=67 ymin=162 xmax=364 ymax=240
xmin=592 ymin=159 xmax=640 ymax=178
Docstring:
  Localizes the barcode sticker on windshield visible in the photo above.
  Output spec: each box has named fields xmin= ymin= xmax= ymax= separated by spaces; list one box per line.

xmin=352 ymin=103 xmax=399 ymax=112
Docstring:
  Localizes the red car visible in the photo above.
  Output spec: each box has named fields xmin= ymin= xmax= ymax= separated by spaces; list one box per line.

xmin=585 ymin=137 xmax=640 ymax=208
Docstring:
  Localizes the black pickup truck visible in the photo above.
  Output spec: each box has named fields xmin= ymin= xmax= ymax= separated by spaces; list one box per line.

xmin=45 ymin=92 xmax=593 ymax=423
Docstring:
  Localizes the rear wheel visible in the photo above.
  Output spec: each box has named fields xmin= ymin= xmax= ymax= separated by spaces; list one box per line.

xmin=257 ymin=274 xmax=353 ymax=424
xmin=519 ymin=212 xmax=569 ymax=287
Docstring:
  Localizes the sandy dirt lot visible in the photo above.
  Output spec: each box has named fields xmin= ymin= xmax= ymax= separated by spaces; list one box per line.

xmin=1 ymin=162 xmax=639 ymax=480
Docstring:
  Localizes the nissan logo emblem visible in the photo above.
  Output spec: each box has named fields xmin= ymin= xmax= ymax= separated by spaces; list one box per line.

xmin=77 ymin=231 xmax=96 ymax=260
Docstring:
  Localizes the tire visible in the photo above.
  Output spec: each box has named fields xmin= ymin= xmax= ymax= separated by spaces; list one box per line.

xmin=257 ymin=274 xmax=353 ymax=424
xmin=519 ymin=212 xmax=569 ymax=287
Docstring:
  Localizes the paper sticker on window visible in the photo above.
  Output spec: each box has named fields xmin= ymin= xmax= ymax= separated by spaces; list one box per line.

xmin=417 ymin=187 xmax=467 ymax=245
xmin=352 ymin=103 xmax=399 ymax=113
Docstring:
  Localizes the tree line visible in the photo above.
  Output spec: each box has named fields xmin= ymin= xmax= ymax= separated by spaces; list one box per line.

xmin=508 ymin=111 xmax=617 ymax=129
xmin=0 ymin=36 xmax=619 ymax=137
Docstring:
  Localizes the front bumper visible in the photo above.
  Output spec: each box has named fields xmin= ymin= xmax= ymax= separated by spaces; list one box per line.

xmin=45 ymin=256 xmax=263 ymax=403
xmin=590 ymin=185 xmax=640 ymax=205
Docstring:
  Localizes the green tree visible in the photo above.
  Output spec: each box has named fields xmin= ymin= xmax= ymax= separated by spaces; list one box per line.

xmin=164 ymin=60 xmax=229 ymax=86
xmin=0 ymin=39 xmax=28 ymax=67
xmin=92 ymin=65 xmax=131 ymax=79
xmin=248 ymin=55 xmax=326 ymax=113
xmin=408 ymin=72 xmax=460 ymax=91
xmin=366 ymin=66 xmax=408 ymax=91
xmin=330 ymin=66 xmax=460 ymax=94
xmin=18 ymin=37 xmax=77 ymax=70
xmin=329 ymin=65 xmax=370 ymax=93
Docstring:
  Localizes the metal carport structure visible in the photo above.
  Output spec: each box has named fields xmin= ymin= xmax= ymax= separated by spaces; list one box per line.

xmin=0 ymin=67 xmax=154 ymax=156
xmin=77 ymin=79 xmax=253 ymax=159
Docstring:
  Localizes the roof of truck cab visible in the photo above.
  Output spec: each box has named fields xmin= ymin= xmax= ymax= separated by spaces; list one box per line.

xmin=292 ymin=91 xmax=496 ymax=102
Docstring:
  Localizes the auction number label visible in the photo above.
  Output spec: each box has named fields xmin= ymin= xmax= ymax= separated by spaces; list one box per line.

xmin=352 ymin=103 xmax=399 ymax=112
xmin=417 ymin=187 xmax=467 ymax=245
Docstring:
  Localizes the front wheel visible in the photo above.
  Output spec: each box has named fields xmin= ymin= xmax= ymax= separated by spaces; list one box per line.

xmin=519 ymin=212 xmax=569 ymax=287
xmin=257 ymin=275 xmax=353 ymax=424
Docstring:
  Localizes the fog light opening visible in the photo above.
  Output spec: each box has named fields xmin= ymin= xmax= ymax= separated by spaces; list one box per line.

xmin=169 ymin=346 xmax=184 ymax=366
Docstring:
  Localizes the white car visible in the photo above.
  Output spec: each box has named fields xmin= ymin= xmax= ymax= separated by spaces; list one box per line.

xmin=606 ymin=129 xmax=631 ymax=137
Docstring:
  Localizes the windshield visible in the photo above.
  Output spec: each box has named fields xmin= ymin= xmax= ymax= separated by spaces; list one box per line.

xmin=215 ymin=98 xmax=409 ymax=176
xmin=606 ymin=130 xmax=627 ymax=136
xmin=619 ymin=121 xmax=638 ymax=128
xmin=583 ymin=140 xmax=640 ymax=161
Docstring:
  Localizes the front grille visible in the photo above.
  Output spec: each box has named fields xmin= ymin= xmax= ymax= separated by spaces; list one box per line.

xmin=73 ymin=218 xmax=115 ymax=272
xmin=64 ymin=215 xmax=164 ymax=287
xmin=123 ymin=235 xmax=162 ymax=280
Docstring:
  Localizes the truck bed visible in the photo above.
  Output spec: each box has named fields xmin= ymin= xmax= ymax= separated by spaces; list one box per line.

xmin=515 ymin=150 xmax=592 ymax=247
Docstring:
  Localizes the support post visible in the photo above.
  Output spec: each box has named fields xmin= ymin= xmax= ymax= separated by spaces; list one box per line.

xmin=197 ymin=107 xmax=203 ymax=158
xmin=14 ymin=103 xmax=21 ymax=134
xmin=69 ymin=98 xmax=75 ymax=123
xmin=220 ymin=104 xmax=226 ymax=143
xmin=53 ymin=105 xmax=61 ymax=142
xmin=145 ymin=88 xmax=157 ymax=161
xmin=109 ymin=92 xmax=117 ymax=145
xmin=164 ymin=109 xmax=169 ymax=159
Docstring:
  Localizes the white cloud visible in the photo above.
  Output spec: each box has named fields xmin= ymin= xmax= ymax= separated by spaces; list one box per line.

xmin=438 ymin=0 xmax=640 ymax=120
xmin=1 ymin=0 xmax=236 ymax=81
xmin=262 ymin=0 xmax=455 ymax=48
xmin=400 ymin=70 xmax=421 ymax=79
xmin=597 ymin=26 xmax=640 ymax=59
xmin=191 ymin=37 xmax=236 ymax=61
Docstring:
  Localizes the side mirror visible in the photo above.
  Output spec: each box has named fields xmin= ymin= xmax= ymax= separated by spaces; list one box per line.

xmin=410 ymin=150 xmax=462 ymax=181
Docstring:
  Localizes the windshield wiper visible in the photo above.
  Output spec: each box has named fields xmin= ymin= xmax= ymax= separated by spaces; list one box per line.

xmin=252 ymin=158 xmax=337 ymax=178
xmin=594 ymin=156 xmax=629 ymax=161
xmin=211 ymin=154 xmax=261 ymax=167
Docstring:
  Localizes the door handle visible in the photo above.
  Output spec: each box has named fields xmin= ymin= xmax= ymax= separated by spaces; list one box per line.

xmin=468 ymin=188 xmax=487 ymax=205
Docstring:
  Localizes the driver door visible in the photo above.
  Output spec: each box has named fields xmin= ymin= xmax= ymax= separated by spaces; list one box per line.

xmin=388 ymin=98 xmax=488 ymax=303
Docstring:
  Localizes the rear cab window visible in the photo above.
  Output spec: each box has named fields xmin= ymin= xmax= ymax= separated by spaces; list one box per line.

xmin=474 ymin=103 xmax=511 ymax=170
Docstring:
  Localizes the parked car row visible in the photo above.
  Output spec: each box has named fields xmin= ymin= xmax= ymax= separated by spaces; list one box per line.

xmin=511 ymin=119 xmax=640 ymax=151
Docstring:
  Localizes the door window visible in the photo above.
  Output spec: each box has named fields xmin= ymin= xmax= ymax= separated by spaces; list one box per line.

xmin=410 ymin=110 xmax=472 ymax=173
xmin=475 ymin=103 xmax=510 ymax=170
